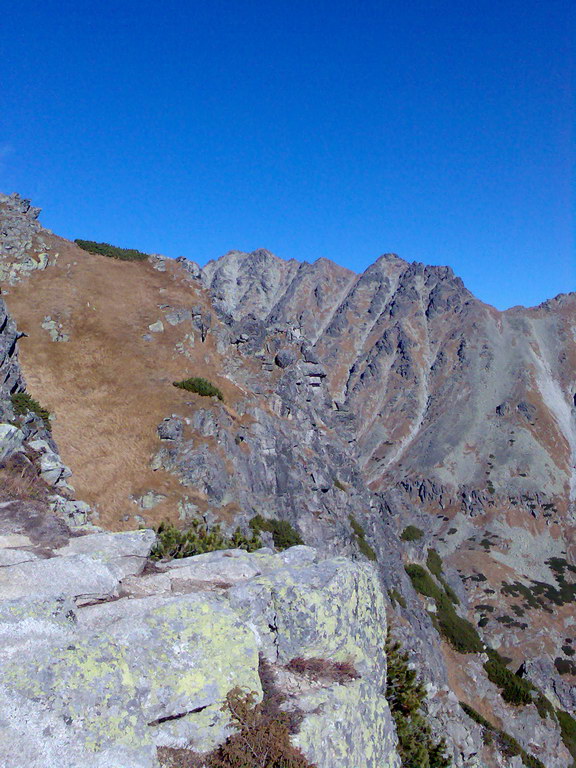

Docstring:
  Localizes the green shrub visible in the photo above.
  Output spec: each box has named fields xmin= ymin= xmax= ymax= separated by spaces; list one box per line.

xmin=74 ymin=239 xmax=149 ymax=261
xmin=555 ymin=657 xmax=576 ymax=676
xmin=10 ymin=392 xmax=51 ymax=431
xmin=348 ymin=514 xmax=377 ymax=561
xmin=426 ymin=548 xmax=459 ymax=604
xmin=483 ymin=650 xmax=534 ymax=705
xmin=249 ymin=515 xmax=303 ymax=550
xmin=151 ymin=520 xmax=261 ymax=561
xmin=386 ymin=631 xmax=451 ymax=767
xmin=405 ymin=564 xmax=483 ymax=653
xmin=459 ymin=702 xmax=545 ymax=768
xmin=173 ymin=377 xmax=224 ymax=400
xmin=388 ymin=588 xmax=407 ymax=609
xmin=556 ymin=709 xmax=576 ymax=765
xmin=401 ymin=525 xmax=424 ymax=542
xmin=426 ymin=549 xmax=443 ymax=577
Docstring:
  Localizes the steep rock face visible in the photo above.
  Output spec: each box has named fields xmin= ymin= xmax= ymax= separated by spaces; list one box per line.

xmin=201 ymin=248 xmax=576 ymax=719
xmin=0 ymin=295 xmax=24 ymax=418
xmin=201 ymin=249 xmax=576 ymax=513
xmin=0 ymin=526 xmax=400 ymax=768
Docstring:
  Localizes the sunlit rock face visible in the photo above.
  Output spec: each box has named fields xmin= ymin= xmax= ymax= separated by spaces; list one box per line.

xmin=0 ymin=535 xmax=400 ymax=768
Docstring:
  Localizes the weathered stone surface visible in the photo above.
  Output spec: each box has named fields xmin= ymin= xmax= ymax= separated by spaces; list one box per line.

xmin=275 ymin=348 xmax=297 ymax=368
xmin=0 ymin=297 xmax=24 ymax=418
xmin=55 ymin=529 xmax=156 ymax=579
xmin=0 ymin=553 xmax=120 ymax=604
xmin=0 ymin=541 xmax=400 ymax=768
xmin=0 ymin=423 xmax=24 ymax=461
xmin=28 ymin=438 xmax=73 ymax=486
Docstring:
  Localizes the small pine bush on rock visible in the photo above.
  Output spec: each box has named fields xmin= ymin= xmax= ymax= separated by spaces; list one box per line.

xmin=249 ymin=515 xmax=303 ymax=550
xmin=386 ymin=631 xmax=451 ymax=767
xmin=11 ymin=392 xmax=51 ymax=430
xmin=207 ymin=687 xmax=314 ymax=768
xmin=349 ymin=514 xmax=377 ymax=561
xmin=459 ymin=702 xmax=545 ymax=768
xmin=151 ymin=520 xmax=261 ymax=561
xmin=405 ymin=564 xmax=483 ymax=653
xmin=173 ymin=377 xmax=224 ymax=401
xmin=400 ymin=525 xmax=424 ymax=542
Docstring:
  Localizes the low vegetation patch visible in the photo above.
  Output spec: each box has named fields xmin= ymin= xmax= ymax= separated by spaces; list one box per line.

xmin=173 ymin=377 xmax=224 ymax=401
xmin=555 ymin=657 xmax=576 ymax=676
xmin=556 ymin=709 xmax=576 ymax=766
xmin=483 ymin=650 xmax=534 ymax=705
xmin=400 ymin=525 xmax=424 ymax=542
xmin=207 ymin=687 xmax=313 ymax=768
xmin=333 ymin=478 xmax=347 ymax=492
xmin=459 ymin=702 xmax=544 ymax=768
xmin=249 ymin=515 xmax=303 ymax=550
xmin=286 ymin=657 xmax=359 ymax=684
xmin=426 ymin=549 xmax=459 ymax=604
xmin=158 ymin=656 xmax=314 ymax=768
xmin=386 ymin=631 xmax=451 ymax=767
xmin=74 ymin=239 xmax=149 ymax=261
xmin=349 ymin=514 xmax=377 ymax=561
xmin=405 ymin=564 xmax=482 ymax=653
xmin=388 ymin=588 xmax=407 ymax=609
xmin=151 ymin=520 xmax=261 ymax=561
xmin=0 ymin=453 xmax=49 ymax=503
xmin=11 ymin=391 xmax=51 ymax=430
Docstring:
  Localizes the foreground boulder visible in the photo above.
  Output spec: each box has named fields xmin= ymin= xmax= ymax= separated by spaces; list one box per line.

xmin=0 ymin=536 xmax=400 ymax=768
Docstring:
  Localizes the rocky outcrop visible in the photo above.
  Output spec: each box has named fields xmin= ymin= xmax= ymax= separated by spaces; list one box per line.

xmin=0 ymin=193 xmax=56 ymax=284
xmin=0 ymin=528 xmax=400 ymax=768
xmin=0 ymin=295 xmax=24 ymax=418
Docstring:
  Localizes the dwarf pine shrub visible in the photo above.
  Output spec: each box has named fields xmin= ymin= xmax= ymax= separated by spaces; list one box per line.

xmin=400 ymin=525 xmax=424 ymax=542
xmin=349 ymin=514 xmax=377 ymax=561
xmin=151 ymin=520 xmax=261 ymax=561
xmin=74 ymin=239 xmax=149 ymax=261
xmin=249 ymin=515 xmax=303 ymax=550
xmin=385 ymin=630 xmax=451 ymax=767
xmin=173 ymin=377 xmax=224 ymax=400
xmin=11 ymin=392 xmax=51 ymax=430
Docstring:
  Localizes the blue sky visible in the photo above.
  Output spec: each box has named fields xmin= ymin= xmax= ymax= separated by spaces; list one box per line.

xmin=1 ymin=0 xmax=573 ymax=309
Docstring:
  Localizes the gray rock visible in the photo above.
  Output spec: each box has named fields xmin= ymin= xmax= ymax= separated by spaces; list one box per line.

xmin=0 ymin=553 xmax=120 ymax=605
xmin=0 ymin=544 xmax=401 ymax=768
xmin=157 ymin=416 xmax=183 ymax=441
xmin=0 ymin=423 xmax=24 ymax=461
xmin=55 ymin=529 xmax=156 ymax=580
xmin=275 ymin=348 xmax=297 ymax=368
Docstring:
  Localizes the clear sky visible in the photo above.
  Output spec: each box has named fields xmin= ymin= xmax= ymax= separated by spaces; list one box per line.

xmin=1 ymin=0 xmax=574 ymax=309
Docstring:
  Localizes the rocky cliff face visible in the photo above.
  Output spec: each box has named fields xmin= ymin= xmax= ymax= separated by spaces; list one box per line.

xmin=1 ymin=193 xmax=575 ymax=768
xmin=202 ymin=247 xmax=576 ymax=738
xmin=0 ymin=528 xmax=400 ymax=768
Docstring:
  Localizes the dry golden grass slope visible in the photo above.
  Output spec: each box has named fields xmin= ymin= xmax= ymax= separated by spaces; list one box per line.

xmin=2 ymin=234 xmax=244 ymax=530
